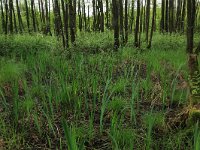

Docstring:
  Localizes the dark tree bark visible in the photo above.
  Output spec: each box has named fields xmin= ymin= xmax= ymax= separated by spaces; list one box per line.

xmin=54 ymin=0 xmax=65 ymax=47
xmin=9 ymin=0 xmax=13 ymax=33
xmin=5 ymin=0 xmax=8 ymax=34
xmin=99 ymin=0 xmax=104 ymax=32
xmin=105 ymin=0 xmax=109 ymax=28
xmin=92 ymin=0 xmax=96 ymax=31
xmin=135 ymin=0 xmax=140 ymax=47
xmin=160 ymin=0 xmax=165 ymax=32
xmin=147 ymin=0 xmax=156 ymax=48
xmin=31 ymin=0 xmax=36 ymax=32
xmin=24 ymin=0 xmax=30 ymax=32
xmin=119 ymin=0 xmax=124 ymax=44
xmin=187 ymin=0 xmax=200 ymax=104
xmin=69 ymin=0 xmax=76 ymax=44
xmin=139 ymin=0 xmax=143 ymax=46
xmin=130 ymin=0 xmax=135 ymax=32
xmin=146 ymin=0 xmax=150 ymax=43
xmin=143 ymin=0 xmax=146 ymax=32
xmin=181 ymin=0 xmax=186 ymax=32
xmin=112 ymin=0 xmax=119 ymax=49
xmin=165 ymin=0 xmax=169 ymax=32
xmin=16 ymin=0 xmax=23 ymax=33
xmin=44 ymin=0 xmax=51 ymax=35
xmin=169 ymin=0 xmax=174 ymax=33
xmin=78 ymin=0 xmax=82 ymax=32
xmin=61 ymin=0 xmax=69 ymax=48
xmin=0 ymin=0 xmax=5 ymax=33
xmin=87 ymin=5 xmax=90 ymax=31
xmin=124 ymin=0 xmax=128 ymax=43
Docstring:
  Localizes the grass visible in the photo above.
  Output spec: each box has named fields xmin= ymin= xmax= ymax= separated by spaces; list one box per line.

xmin=0 ymin=32 xmax=200 ymax=149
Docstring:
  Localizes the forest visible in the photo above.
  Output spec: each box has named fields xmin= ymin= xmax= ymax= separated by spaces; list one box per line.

xmin=0 ymin=0 xmax=200 ymax=149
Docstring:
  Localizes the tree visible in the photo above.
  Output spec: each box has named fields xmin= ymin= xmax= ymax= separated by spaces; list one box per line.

xmin=187 ymin=0 xmax=200 ymax=104
xmin=9 ymin=0 xmax=14 ymax=33
xmin=160 ymin=0 xmax=165 ymax=32
xmin=24 ymin=0 xmax=30 ymax=32
xmin=146 ymin=0 xmax=150 ymax=43
xmin=147 ymin=0 xmax=156 ymax=48
xmin=119 ymin=0 xmax=124 ymax=44
xmin=105 ymin=0 xmax=109 ymax=29
xmin=124 ymin=0 xmax=128 ymax=43
xmin=130 ymin=0 xmax=135 ymax=32
xmin=134 ymin=0 xmax=140 ymax=47
xmin=165 ymin=0 xmax=169 ymax=32
xmin=31 ymin=0 xmax=36 ymax=32
xmin=0 ymin=0 xmax=5 ymax=33
xmin=69 ymin=0 xmax=76 ymax=44
xmin=112 ymin=0 xmax=119 ymax=49
xmin=16 ymin=0 xmax=24 ymax=33
xmin=61 ymin=0 xmax=69 ymax=48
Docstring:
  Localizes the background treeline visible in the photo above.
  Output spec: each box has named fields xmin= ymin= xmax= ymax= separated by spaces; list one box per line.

xmin=0 ymin=0 xmax=200 ymax=49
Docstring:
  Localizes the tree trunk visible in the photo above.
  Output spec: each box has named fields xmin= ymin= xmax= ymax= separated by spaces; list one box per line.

xmin=135 ymin=0 xmax=140 ymax=47
xmin=0 ymin=0 xmax=5 ymax=33
xmin=112 ymin=0 xmax=119 ymax=49
xmin=165 ymin=0 xmax=169 ymax=32
xmin=69 ymin=0 xmax=76 ymax=44
xmin=187 ymin=0 xmax=200 ymax=104
xmin=147 ymin=0 xmax=156 ymax=49
xmin=31 ymin=0 xmax=36 ymax=32
xmin=119 ymin=0 xmax=124 ymax=44
xmin=9 ymin=0 xmax=13 ymax=33
xmin=16 ymin=0 xmax=23 ymax=33
xmin=24 ymin=0 xmax=30 ymax=32
xmin=124 ymin=0 xmax=128 ymax=43
xmin=160 ymin=0 xmax=165 ymax=32
xmin=146 ymin=0 xmax=150 ymax=43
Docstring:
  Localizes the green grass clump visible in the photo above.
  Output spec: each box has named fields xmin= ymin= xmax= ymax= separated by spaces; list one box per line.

xmin=0 ymin=59 xmax=26 ymax=85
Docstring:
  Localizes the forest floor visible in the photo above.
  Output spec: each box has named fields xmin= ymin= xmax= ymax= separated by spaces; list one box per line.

xmin=0 ymin=32 xmax=200 ymax=149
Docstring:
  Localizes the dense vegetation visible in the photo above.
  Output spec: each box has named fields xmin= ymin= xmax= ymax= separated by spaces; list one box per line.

xmin=0 ymin=0 xmax=200 ymax=149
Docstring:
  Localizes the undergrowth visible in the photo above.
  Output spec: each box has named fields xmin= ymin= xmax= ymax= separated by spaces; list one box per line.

xmin=0 ymin=32 xmax=200 ymax=149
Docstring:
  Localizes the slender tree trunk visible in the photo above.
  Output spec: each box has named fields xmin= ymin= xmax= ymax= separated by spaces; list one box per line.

xmin=92 ymin=0 xmax=96 ymax=31
xmin=31 ymin=0 xmax=36 ymax=32
xmin=146 ymin=0 xmax=150 ymax=43
xmin=61 ymin=0 xmax=69 ymax=48
xmin=187 ymin=0 xmax=200 ymax=104
xmin=112 ymin=0 xmax=119 ymax=49
xmin=69 ymin=0 xmax=76 ymax=44
xmin=165 ymin=0 xmax=169 ymax=32
xmin=135 ymin=0 xmax=140 ymax=47
xmin=24 ymin=0 xmax=30 ymax=32
xmin=5 ymin=0 xmax=8 ymax=34
xmin=125 ymin=0 xmax=128 ymax=43
xmin=9 ymin=0 xmax=13 ymax=33
xmin=160 ymin=0 xmax=165 ymax=32
xmin=87 ymin=5 xmax=90 ymax=31
xmin=44 ymin=0 xmax=50 ymax=35
xmin=106 ymin=0 xmax=109 ymax=28
xmin=13 ymin=5 xmax=18 ymax=33
xmin=147 ymin=0 xmax=156 ymax=49
xmin=139 ymin=0 xmax=143 ymax=46
xmin=78 ymin=0 xmax=82 ymax=32
xmin=16 ymin=0 xmax=23 ymax=33
xmin=181 ymin=0 xmax=186 ymax=32
xmin=0 ymin=0 xmax=5 ymax=33
xmin=119 ymin=0 xmax=124 ymax=44
xmin=99 ymin=0 xmax=104 ymax=32
xmin=130 ymin=0 xmax=135 ymax=32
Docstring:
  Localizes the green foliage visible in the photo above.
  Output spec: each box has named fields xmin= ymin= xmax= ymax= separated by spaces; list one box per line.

xmin=0 ymin=59 xmax=26 ymax=85
xmin=0 ymin=33 xmax=199 ymax=149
